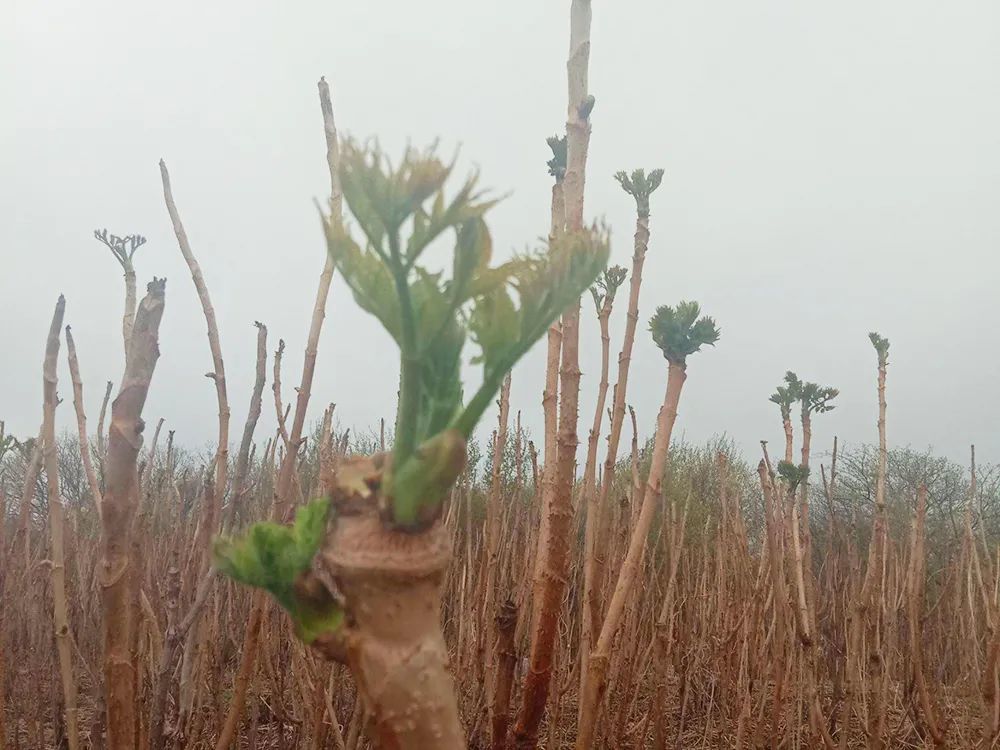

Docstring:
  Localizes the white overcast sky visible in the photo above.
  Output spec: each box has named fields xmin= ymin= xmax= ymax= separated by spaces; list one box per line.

xmin=2 ymin=1 xmax=998 ymax=467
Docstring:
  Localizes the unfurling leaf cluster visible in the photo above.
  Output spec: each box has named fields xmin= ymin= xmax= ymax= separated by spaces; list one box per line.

xmin=869 ymin=331 xmax=890 ymax=368
xmin=769 ymin=385 xmax=797 ymax=422
xmin=772 ymin=371 xmax=838 ymax=418
xmin=213 ymin=498 xmax=341 ymax=643
xmin=649 ymin=300 xmax=720 ymax=366
xmin=323 ymin=140 xmax=609 ymax=527
xmin=614 ymin=168 xmax=664 ymax=218
xmin=777 ymin=460 xmax=811 ymax=489
xmin=546 ymin=135 xmax=568 ymax=181
xmin=801 ymin=382 xmax=839 ymax=415
xmin=589 ymin=264 xmax=627 ymax=314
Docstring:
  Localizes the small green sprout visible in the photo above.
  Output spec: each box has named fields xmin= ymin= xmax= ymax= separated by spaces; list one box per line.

xmin=213 ymin=498 xmax=341 ymax=643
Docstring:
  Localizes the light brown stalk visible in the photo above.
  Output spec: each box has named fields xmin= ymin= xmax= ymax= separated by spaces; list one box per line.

xmin=273 ymin=75 xmax=343 ymax=520
xmin=12 ymin=427 xmax=43 ymax=564
xmin=311 ymin=454 xmax=466 ymax=749
xmin=97 ymin=379 xmax=113 ymax=457
xmin=516 ymin=4 xmax=593 ymax=745
xmin=122 ymin=264 xmax=136 ymax=355
xmin=215 ymin=77 xmax=343 ymax=745
xmin=491 ymin=599 xmax=518 ymax=749
xmin=576 ymin=361 xmax=687 ymax=750
xmin=101 ymin=279 xmax=166 ymax=749
xmin=648 ymin=485 xmax=690 ymax=750
xmin=149 ymin=570 xmax=216 ymax=750
xmin=227 ymin=321 xmax=268 ymax=529
xmin=760 ymin=461 xmax=789 ymax=750
xmin=908 ymin=485 xmax=945 ymax=745
xmin=161 ymin=158 xmax=230 ymax=741
xmin=485 ymin=373 xmax=512 ymax=748
xmin=586 ymin=167 xmax=657 ymax=704
xmin=580 ymin=278 xmax=616 ymax=684
xmin=520 ymin=177 xmax=564 ymax=653
xmin=66 ymin=326 xmax=103 ymax=513
xmin=42 ymin=295 xmax=80 ymax=750
xmin=868 ymin=344 xmax=889 ymax=749
xmin=159 ymin=159 xmax=230 ymax=534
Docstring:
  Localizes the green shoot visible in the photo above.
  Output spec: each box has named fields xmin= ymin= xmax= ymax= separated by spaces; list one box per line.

xmin=323 ymin=140 xmax=609 ymax=527
xmin=213 ymin=498 xmax=341 ymax=643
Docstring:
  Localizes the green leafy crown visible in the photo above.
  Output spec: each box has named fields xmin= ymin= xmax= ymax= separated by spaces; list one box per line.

xmin=649 ymin=300 xmax=720 ymax=366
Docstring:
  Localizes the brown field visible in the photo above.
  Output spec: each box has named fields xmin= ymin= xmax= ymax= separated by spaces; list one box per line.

xmin=3 ymin=3 xmax=999 ymax=750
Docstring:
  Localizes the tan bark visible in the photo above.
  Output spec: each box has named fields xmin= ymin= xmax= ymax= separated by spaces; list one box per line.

xmin=12 ymin=427 xmax=43 ymax=564
xmin=273 ymin=75 xmax=344 ymax=520
xmin=312 ymin=454 xmax=466 ymax=749
xmin=648 ymin=483 xmax=690 ymax=750
xmin=97 ymin=379 xmax=113 ymax=458
xmin=520 ymin=179 xmax=563 ymax=652
xmin=161 ymin=158 xmax=230 ymax=739
xmin=490 ymin=599 xmax=518 ymax=749
xmin=515 ymin=4 xmax=593 ymax=745
xmin=227 ymin=321 xmax=268 ymax=529
xmin=42 ymin=295 xmax=80 ymax=750
xmin=65 ymin=325 xmax=103 ymax=513
xmin=149 ymin=570 xmax=215 ymax=750
xmin=579 ymin=278 xmax=615 ymax=686
xmin=908 ymin=485 xmax=945 ymax=745
xmin=868 ymin=347 xmax=889 ymax=749
xmin=122 ymin=262 xmax=137 ymax=355
xmin=585 ymin=168 xmax=655 ymax=708
xmin=100 ymin=279 xmax=166 ymax=749
xmin=760 ymin=461 xmax=789 ymax=750
xmin=160 ymin=158 xmax=230 ymax=530
xmin=484 ymin=373 xmax=511 ymax=745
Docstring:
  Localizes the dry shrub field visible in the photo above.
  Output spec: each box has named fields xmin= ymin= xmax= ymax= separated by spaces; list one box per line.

xmin=3 ymin=3 xmax=999 ymax=749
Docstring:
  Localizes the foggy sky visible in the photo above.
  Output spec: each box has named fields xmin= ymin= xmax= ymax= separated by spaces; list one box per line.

xmin=3 ymin=1 xmax=999 ymax=469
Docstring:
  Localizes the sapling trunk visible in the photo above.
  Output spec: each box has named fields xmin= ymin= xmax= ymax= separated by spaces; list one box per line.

xmin=161 ymin=158 xmax=230 ymax=739
xmin=868 ymin=338 xmax=889 ymax=750
xmin=308 ymin=455 xmax=465 ymax=749
xmin=101 ymin=279 xmax=166 ymax=749
xmin=484 ymin=373 xmax=512 ymax=747
xmin=908 ymin=485 xmax=945 ymax=745
xmin=42 ymin=295 xmax=80 ymax=750
xmin=12 ymin=427 xmax=43 ymax=565
xmin=227 ymin=321 xmax=268 ymax=529
xmin=576 ymin=361 xmax=687 ymax=749
xmin=579 ymin=266 xmax=624 ymax=688
xmin=577 ymin=300 xmax=718 ymax=749
xmin=65 ymin=326 xmax=103 ymax=512
xmin=516 ymin=2 xmax=594 ymax=744
xmin=523 ymin=169 xmax=564 ymax=662
xmin=579 ymin=166 xmax=662 ymax=727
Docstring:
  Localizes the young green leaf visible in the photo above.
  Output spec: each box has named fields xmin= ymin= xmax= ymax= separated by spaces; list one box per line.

xmin=213 ymin=498 xmax=341 ymax=643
